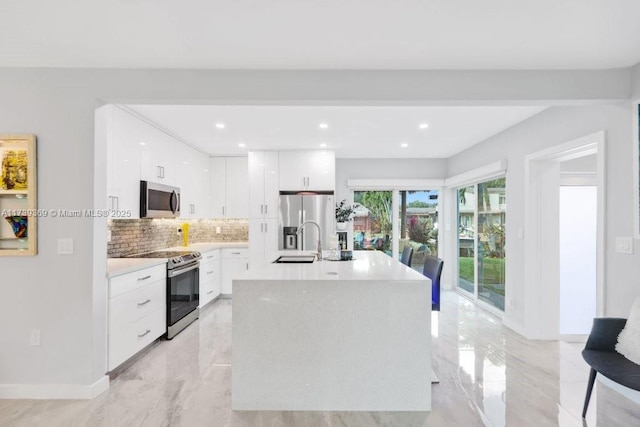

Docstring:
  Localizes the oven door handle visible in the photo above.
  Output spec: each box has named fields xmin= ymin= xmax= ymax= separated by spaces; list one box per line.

xmin=168 ymin=262 xmax=199 ymax=278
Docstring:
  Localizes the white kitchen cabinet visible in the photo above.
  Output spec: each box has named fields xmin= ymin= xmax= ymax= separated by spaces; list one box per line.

xmin=221 ymin=248 xmax=249 ymax=295
xmin=108 ymin=264 xmax=167 ymax=371
xmin=140 ymin=124 xmax=177 ymax=185
xmin=177 ymin=146 xmax=210 ymax=218
xmin=103 ymin=105 xmax=142 ymax=216
xmin=210 ymin=157 xmax=249 ymax=218
xmin=249 ymin=218 xmax=279 ymax=266
xmin=249 ymin=151 xmax=280 ymax=219
xmin=199 ymin=249 xmax=220 ymax=307
xmin=278 ymin=150 xmax=335 ymax=191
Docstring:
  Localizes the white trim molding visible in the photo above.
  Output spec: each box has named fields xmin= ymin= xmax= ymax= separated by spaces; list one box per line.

xmin=347 ymin=179 xmax=445 ymax=190
xmin=445 ymin=160 xmax=507 ymax=188
xmin=0 ymin=376 xmax=109 ymax=399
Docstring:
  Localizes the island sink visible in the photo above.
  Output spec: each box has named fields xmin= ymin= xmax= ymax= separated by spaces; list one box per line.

xmin=272 ymin=255 xmax=316 ymax=263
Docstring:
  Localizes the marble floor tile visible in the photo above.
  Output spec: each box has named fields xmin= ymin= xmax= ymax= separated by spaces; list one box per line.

xmin=1 ymin=293 xmax=639 ymax=426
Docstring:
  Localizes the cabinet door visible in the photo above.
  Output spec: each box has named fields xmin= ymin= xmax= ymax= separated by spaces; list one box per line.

xmin=139 ymin=125 xmax=164 ymax=182
xmin=264 ymin=218 xmax=279 ymax=263
xmin=307 ymin=151 xmax=335 ymax=191
xmin=176 ymin=146 xmax=198 ymax=218
xmin=110 ymin=107 xmax=141 ymax=216
xmin=221 ymin=257 xmax=248 ymax=295
xmin=263 ymin=152 xmax=280 ymax=218
xmin=209 ymin=157 xmax=227 ymax=218
xmin=279 ymin=151 xmax=308 ymax=191
xmin=248 ymin=218 xmax=266 ymax=267
xmin=248 ymin=152 xmax=265 ymax=218
xmin=225 ymin=157 xmax=249 ymax=218
xmin=158 ymin=132 xmax=177 ymax=185
xmin=195 ymin=154 xmax=210 ymax=218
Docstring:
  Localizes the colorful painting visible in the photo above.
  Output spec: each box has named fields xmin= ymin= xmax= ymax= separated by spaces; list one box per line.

xmin=1 ymin=148 xmax=28 ymax=190
xmin=4 ymin=216 xmax=28 ymax=238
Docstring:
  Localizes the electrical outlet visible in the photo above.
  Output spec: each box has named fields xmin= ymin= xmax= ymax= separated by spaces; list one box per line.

xmin=30 ymin=328 xmax=41 ymax=346
xmin=176 ymin=228 xmax=182 ymax=237
xmin=216 ymin=226 xmax=221 ymax=234
xmin=106 ymin=229 xmax=112 ymax=243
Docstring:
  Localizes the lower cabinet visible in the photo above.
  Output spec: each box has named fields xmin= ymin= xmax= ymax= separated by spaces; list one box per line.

xmin=199 ymin=249 xmax=221 ymax=307
xmin=108 ymin=264 xmax=167 ymax=371
xmin=221 ymin=248 xmax=249 ymax=295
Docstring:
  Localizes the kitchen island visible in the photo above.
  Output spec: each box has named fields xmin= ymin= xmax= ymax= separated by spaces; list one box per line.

xmin=232 ymin=250 xmax=432 ymax=411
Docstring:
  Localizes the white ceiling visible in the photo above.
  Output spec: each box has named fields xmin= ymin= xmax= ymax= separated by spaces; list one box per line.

xmin=127 ymin=105 xmax=546 ymax=158
xmin=2 ymin=1 xmax=640 ymax=70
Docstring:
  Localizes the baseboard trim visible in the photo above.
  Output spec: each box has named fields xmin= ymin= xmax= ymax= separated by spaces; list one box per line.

xmin=0 ymin=375 xmax=109 ymax=399
xmin=599 ymin=375 xmax=640 ymax=405
xmin=503 ymin=316 xmax=526 ymax=337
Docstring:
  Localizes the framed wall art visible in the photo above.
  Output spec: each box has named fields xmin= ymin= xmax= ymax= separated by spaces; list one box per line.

xmin=0 ymin=134 xmax=37 ymax=256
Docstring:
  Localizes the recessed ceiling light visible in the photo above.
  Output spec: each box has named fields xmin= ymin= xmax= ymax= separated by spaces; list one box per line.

xmin=203 ymin=169 xmax=208 ymax=172
xmin=183 ymin=161 xmax=188 ymax=164
xmin=215 ymin=123 xmax=226 ymax=129
xmin=401 ymin=143 xmax=409 ymax=148
xmin=139 ymin=142 xmax=146 ymax=146
xmin=320 ymin=143 xmax=327 ymax=148
xmin=238 ymin=143 xmax=246 ymax=148
xmin=419 ymin=123 xmax=429 ymax=129
xmin=319 ymin=122 xmax=329 ymax=129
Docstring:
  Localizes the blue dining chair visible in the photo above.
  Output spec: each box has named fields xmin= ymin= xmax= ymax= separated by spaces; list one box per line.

xmin=422 ymin=255 xmax=444 ymax=311
xmin=400 ymin=246 xmax=413 ymax=266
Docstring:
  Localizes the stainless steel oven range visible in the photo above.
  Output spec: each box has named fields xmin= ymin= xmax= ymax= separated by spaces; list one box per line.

xmin=129 ymin=250 xmax=202 ymax=339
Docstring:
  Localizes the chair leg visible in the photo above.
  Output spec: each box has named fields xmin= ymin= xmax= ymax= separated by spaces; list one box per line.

xmin=582 ymin=368 xmax=597 ymax=418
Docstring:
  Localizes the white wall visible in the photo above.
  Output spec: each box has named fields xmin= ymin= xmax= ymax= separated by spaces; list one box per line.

xmin=448 ymin=104 xmax=636 ymax=332
xmin=632 ymin=63 xmax=640 ymax=99
xmin=335 ymin=158 xmax=448 ymax=202
xmin=0 ymin=67 xmax=633 ymax=393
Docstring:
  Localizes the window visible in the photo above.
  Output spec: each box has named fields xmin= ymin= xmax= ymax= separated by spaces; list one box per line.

xmin=353 ymin=189 xmax=439 ymax=273
xmin=457 ymin=178 xmax=506 ymax=311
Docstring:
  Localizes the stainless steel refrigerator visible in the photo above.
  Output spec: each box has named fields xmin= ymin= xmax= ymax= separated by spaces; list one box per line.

xmin=279 ymin=192 xmax=335 ymax=251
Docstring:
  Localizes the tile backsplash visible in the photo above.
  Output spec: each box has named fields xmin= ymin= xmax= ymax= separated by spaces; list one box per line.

xmin=107 ymin=218 xmax=248 ymax=258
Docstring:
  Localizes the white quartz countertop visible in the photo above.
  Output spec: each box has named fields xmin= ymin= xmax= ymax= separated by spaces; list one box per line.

xmin=236 ymin=250 xmax=428 ymax=282
xmin=107 ymin=241 xmax=248 ymax=278
xmin=107 ymin=258 xmax=167 ymax=278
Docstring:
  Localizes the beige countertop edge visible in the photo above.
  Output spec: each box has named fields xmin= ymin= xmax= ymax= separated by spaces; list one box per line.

xmin=107 ymin=258 xmax=167 ymax=278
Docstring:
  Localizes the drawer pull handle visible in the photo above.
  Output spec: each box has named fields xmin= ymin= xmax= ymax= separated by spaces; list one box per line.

xmin=137 ymin=299 xmax=151 ymax=306
xmin=137 ymin=275 xmax=152 ymax=281
xmin=231 ymin=252 xmax=241 ymax=255
xmin=207 ymin=255 xmax=214 ymax=259
xmin=207 ymin=290 xmax=214 ymax=295
xmin=138 ymin=329 xmax=151 ymax=338
xmin=207 ymin=271 xmax=214 ymax=275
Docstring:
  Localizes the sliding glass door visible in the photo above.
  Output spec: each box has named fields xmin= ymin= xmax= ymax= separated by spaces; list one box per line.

xmin=353 ymin=190 xmax=392 ymax=253
xmin=456 ymin=178 xmax=506 ymax=312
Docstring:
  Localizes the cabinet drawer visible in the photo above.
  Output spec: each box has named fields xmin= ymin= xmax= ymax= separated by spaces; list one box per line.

xmin=109 ymin=280 xmax=166 ymax=332
xmin=200 ymin=250 xmax=220 ymax=263
xmin=108 ymin=307 xmax=166 ymax=371
xmin=200 ymin=279 xmax=219 ymax=307
xmin=222 ymin=248 xmax=248 ymax=259
xmin=110 ymin=264 xmax=166 ymax=298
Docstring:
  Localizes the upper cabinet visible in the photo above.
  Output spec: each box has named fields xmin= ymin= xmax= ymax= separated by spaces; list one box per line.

xmin=140 ymin=125 xmax=177 ymax=185
xmin=279 ymin=151 xmax=335 ymax=192
xmin=103 ymin=105 xmax=141 ymax=216
xmin=102 ymin=105 xmax=211 ymax=219
xmin=177 ymin=146 xmax=210 ymax=218
xmin=210 ymin=157 xmax=249 ymax=218
xmin=248 ymin=151 xmax=279 ymax=219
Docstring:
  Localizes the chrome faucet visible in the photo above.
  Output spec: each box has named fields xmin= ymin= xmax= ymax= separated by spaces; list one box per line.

xmin=297 ymin=220 xmax=322 ymax=261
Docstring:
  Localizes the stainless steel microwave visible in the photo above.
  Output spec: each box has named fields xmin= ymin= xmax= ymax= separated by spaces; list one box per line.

xmin=140 ymin=181 xmax=180 ymax=218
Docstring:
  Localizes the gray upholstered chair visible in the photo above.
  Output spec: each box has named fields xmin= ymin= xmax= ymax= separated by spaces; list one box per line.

xmin=422 ymin=255 xmax=443 ymax=311
xmin=400 ymin=246 xmax=413 ymax=267
xmin=581 ymin=317 xmax=640 ymax=417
